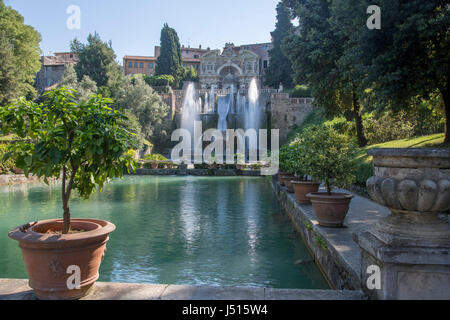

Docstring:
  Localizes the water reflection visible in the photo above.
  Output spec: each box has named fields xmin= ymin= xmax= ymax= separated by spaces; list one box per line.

xmin=0 ymin=176 xmax=329 ymax=289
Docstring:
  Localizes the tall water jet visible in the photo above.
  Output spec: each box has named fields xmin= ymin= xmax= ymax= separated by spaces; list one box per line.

xmin=204 ymin=92 xmax=209 ymax=113
xmin=230 ymin=84 xmax=236 ymax=114
xmin=209 ymin=85 xmax=216 ymax=113
xmin=180 ymin=83 xmax=201 ymax=161
xmin=245 ymin=78 xmax=261 ymax=131
xmin=217 ymin=95 xmax=230 ymax=131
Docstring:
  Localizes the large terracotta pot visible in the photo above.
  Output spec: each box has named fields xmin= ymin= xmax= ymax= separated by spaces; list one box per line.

xmin=285 ymin=177 xmax=306 ymax=193
xmin=278 ymin=174 xmax=294 ymax=187
xmin=9 ymin=218 xmax=115 ymax=300
xmin=276 ymin=172 xmax=290 ymax=185
xmin=306 ymin=192 xmax=354 ymax=227
xmin=292 ymin=181 xmax=321 ymax=204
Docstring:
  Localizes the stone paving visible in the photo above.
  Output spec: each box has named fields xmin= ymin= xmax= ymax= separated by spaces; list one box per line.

xmin=0 ymin=279 xmax=366 ymax=300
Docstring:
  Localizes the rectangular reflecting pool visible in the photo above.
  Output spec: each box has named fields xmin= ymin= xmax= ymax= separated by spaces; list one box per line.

xmin=0 ymin=176 xmax=329 ymax=289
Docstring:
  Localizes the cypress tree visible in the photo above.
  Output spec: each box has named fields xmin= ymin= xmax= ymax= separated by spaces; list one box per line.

xmin=155 ymin=23 xmax=183 ymax=87
xmin=264 ymin=2 xmax=295 ymax=89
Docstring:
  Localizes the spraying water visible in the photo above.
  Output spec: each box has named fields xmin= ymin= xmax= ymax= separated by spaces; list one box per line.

xmin=180 ymin=83 xmax=201 ymax=159
xmin=209 ymin=85 xmax=216 ymax=113
xmin=245 ymin=78 xmax=261 ymax=131
xmin=217 ymin=95 xmax=230 ymax=131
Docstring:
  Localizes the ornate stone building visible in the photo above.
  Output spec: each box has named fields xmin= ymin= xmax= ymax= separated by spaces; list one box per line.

xmin=199 ymin=43 xmax=266 ymax=90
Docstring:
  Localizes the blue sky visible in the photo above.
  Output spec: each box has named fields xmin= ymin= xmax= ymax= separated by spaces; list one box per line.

xmin=5 ymin=0 xmax=280 ymax=65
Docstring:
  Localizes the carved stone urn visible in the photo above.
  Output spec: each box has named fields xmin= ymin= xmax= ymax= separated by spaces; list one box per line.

xmin=355 ymin=148 xmax=450 ymax=300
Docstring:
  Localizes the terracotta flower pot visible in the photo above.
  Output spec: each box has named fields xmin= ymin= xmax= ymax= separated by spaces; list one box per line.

xmin=151 ymin=162 xmax=159 ymax=169
xmin=285 ymin=177 xmax=307 ymax=193
xmin=306 ymin=192 xmax=354 ymax=228
xmin=277 ymin=171 xmax=289 ymax=186
xmin=9 ymin=218 xmax=115 ymax=300
xmin=292 ymin=181 xmax=321 ymax=203
xmin=278 ymin=174 xmax=294 ymax=187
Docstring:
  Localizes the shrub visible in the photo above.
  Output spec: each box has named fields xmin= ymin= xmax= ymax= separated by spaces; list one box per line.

xmin=363 ymin=111 xmax=415 ymax=145
xmin=0 ymin=144 xmax=15 ymax=174
xmin=289 ymin=85 xmax=312 ymax=98
xmin=144 ymin=153 xmax=167 ymax=161
xmin=324 ymin=117 xmax=356 ymax=137
xmin=298 ymin=125 xmax=357 ymax=194
xmin=144 ymin=75 xmax=175 ymax=88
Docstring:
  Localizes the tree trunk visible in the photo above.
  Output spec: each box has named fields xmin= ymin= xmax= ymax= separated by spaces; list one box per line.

xmin=442 ymin=87 xmax=450 ymax=144
xmin=352 ymin=88 xmax=367 ymax=147
xmin=62 ymin=198 xmax=71 ymax=234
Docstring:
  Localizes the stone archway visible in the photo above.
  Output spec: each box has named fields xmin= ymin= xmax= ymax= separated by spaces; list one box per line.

xmin=216 ymin=63 xmax=243 ymax=76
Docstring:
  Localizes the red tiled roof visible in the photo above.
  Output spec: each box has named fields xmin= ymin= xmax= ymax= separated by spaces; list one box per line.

xmin=183 ymin=58 xmax=201 ymax=63
xmin=124 ymin=56 xmax=157 ymax=61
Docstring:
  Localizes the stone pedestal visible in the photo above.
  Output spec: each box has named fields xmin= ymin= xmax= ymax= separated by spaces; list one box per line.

xmin=355 ymin=148 xmax=450 ymax=300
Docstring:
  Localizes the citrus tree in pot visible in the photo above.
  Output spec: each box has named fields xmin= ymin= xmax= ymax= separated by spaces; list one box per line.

xmin=289 ymin=137 xmax=321 ymax=204
xmin=0 ymin=88 xmax=138 ymax=300
xmin=277 ymin=144 xmax=295 ymax=187
xmin=302 ymin=125 xmax=357 ymax=227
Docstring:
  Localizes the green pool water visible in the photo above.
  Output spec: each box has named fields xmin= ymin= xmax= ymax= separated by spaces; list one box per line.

xmin=0 ymin=176 xmax=329 ymax=289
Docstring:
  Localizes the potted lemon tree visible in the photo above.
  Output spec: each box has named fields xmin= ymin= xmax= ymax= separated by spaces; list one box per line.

xmin=303 ymin=125 xmax=356 ymax=227
xmin=277 ymin=145 xmax=295 ymax=187
xmin=0 ymin=88 xmax=137 ymax=300
xmin=289 ymin=137 xmax=321 ymax=203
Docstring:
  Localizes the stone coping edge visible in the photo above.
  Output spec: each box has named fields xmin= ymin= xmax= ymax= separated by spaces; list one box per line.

xmin=0 ymin=279 xmax=366 ymax=300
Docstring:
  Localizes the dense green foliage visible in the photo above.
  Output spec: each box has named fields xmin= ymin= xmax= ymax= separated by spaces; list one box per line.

xmin=264 ymin=1 xmax=295 ymax=88
xmin=0 ymin=88 xmax=138 ymax=233
xmin=155 ymin=24 xmax=183 ymax=88
xmin=295 ymin=125 xmax=357 ymax=193
xmin=114 ymin=75 xmax=170 ymax=150
xmin=288 ymin=85 xmax=312 ymax=98
xmin=0 ymin=143 xmax=14 ymax=174
xmin=182 ymin=66 xmax=199 ymax=83
xmin=144 ymin=74 xmax=175 ymax=88
xmin=283 ymin=0 xmax=367 ymax=147
xmin=71 ymin=33 xmax=120 ymax=88
xmin=0 ymin=0 xmax=42 ymax=106
xmin=58 ymin=64 xmax=98 ymax=102
xmin=346 ymin=0 xmax=450 ymax=143
xmin=283 ymin=0 xmax=449 ymax=144
xmin=144 ymin=153 xmax=167 ymax=161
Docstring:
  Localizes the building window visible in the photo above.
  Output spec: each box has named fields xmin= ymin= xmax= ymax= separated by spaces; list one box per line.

xmin=128 ymin=62 xmax=133 ymax=68
xmin=134 ymin=62 xmax=138 ymax=68
xmin=149 ymin=63 xmax=154 ymax=69
xmin=194 ymin=55 xmax=199 ymax=59
xmin=140 ymin=62 xmax=144 ymax=68
xmin=263 ymin=60 xmax=268 ymax=68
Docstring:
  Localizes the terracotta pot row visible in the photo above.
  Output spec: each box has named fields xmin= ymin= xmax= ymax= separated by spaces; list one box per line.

xmin=277 ymin=173 xmax=353 ymax=228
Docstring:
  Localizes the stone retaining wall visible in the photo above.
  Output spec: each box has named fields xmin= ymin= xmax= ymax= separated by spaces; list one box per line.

xmin=0 ymin=174 xmax=42 ymax=186
xmin=268 ymin=176 xmax=388 ymax=292
xmin=134 ymin=168 xmax=262 ymax=176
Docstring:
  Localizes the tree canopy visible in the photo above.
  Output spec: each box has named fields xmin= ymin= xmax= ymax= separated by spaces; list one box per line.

xmin=70 ymin=32 xmax=119 ymax=88
xmin=0 ymin=0 xmax=41 ymax=106
xmin=283 ymin=0 xmax=450 ymax=144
